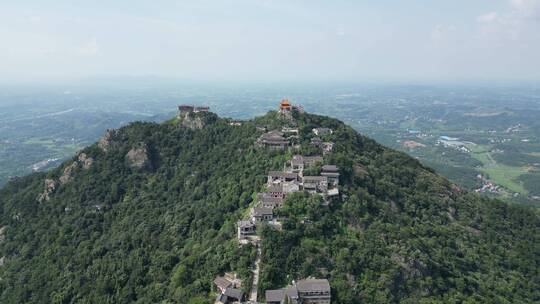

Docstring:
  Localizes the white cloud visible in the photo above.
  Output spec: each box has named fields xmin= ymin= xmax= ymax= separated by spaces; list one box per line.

xmin=475 ymin=0 xmax=540 ymax=41
xmin=477 ymin=12 xmax=499 ymax=23
xmin=511 ymin=0 xmax=540 ymax=16
xmin=508 ymin=0 xmax=540 ymax=23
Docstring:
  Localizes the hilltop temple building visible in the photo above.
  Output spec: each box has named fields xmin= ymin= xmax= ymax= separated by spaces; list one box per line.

xmin=178 ymin=104 xmax=210 ymax=114
xmin=279 ymin=99 xmax=292 ymax=114
xmin=279 ymin=99 xmax=304 ymax=117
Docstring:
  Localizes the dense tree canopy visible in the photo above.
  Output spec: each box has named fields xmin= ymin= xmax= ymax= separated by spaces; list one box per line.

xmin=0 ymin=111 xmax=539 ymax=303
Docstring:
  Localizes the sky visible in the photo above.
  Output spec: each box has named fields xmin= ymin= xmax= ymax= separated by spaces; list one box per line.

xmin=1 ymin=0 xmax=540 ymax=84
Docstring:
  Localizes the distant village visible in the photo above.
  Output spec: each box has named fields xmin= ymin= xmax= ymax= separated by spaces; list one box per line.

xmin=187 ymin=100 xmax=337 ymax=304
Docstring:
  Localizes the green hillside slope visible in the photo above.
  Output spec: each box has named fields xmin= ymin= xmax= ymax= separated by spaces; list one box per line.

xmin=0 ymin=108 xmax=538 ymax=303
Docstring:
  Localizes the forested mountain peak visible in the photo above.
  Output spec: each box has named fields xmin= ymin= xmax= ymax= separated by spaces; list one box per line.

xmin=0 ymin=105 xmax=538 ymax=303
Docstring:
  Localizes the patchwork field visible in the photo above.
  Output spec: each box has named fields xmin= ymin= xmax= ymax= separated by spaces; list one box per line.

xmin=468 ymin=144 xmax=528 ymax=195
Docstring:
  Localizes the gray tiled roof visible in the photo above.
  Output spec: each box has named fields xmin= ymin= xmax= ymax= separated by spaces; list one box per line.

xmin=237 ymin=220 xmax=254 ymax=228
xmin=286 ymin=285 xmax=299 ymax=299
xmin=252 ymin=207 xmax=273 ymax=216
xmin=213 ymin=276 xmax=232 ymax=290
xmin=322 ymin=165 xmax=339 ymax=172
xmin=258 ymin=194 xmax=283 ymax=204
xmin=267 ymin=184 xmax=284 ymax=192
xmin=268 ymin=171 xmax=298 ymax=179
xmin=261 ymin=131 xmax=285 ymax=140
xmin=265 ymin=289 xmax=285 ymax=302
xmin=291 ymin=155 xmax=304 ymax=165
xmin=296 ymin=279 xmax=331 ymax=293
xmin=321 ymin=173 xmax=340 ymax=179
xmin=302 ymin=176 xmax=328 ymax=182
xmin=224 ymin=288 xmax=244 ymax=300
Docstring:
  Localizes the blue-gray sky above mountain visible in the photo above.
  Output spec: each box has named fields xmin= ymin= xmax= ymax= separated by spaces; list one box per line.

xmin=1 ymin=0 xmax=540 ymax=83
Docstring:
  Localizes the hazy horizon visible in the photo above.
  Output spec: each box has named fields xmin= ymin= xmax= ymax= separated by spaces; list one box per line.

xmin=2 ymin=0 xmax=540 ymax=84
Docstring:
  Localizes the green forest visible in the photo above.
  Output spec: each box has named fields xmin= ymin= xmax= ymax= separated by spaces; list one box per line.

xmin=0 ymin=110 xmax=539 ymax=303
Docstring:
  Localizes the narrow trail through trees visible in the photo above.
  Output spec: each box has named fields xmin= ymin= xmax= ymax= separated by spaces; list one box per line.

xmin=249 ymin=245 xmax=262 ymax=302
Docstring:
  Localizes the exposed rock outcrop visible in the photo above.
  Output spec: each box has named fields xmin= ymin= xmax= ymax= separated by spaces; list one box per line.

xmin=78 ymin=153 xmax=94 ymax=169
xmin=178 ymin=112 xmax=205 ymax=130
xmin=177 ymin=111 xmax=217 ymax=130
xmin=37 ymin=179 xmax=57 ymax=203
xmin=59 ymin=162 xmax=77 ymax=185
xmin=447 ymin=206 xmax=457 ymax=221
xmin=126 ymin=143 xmax=153 ymax=170
xmin=0 ymin=226 xmax=6 ymax=243
xmin=57 ymin=153 xmax=94 ymax=185
xmin=98 ymin=129 xmax=119 ymax=152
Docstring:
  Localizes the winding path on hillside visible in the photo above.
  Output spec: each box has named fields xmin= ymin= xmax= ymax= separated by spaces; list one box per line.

xmin=249 ymin=245 xmax=262 ymax=302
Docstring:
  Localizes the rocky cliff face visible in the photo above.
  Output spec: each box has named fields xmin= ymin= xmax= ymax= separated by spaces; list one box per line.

xmin=37 ymin=152 xmax=95 ymax=202
xmin=178 ymin=112 xmax=205 ymax=130
xmin=126 ymin=143 xmax=153 ymax=171
xmin=59 ymin=162 xmax=77 ymax=185
xmin=59 ymin=152 xmax=95 ymax=185
xmin=37 ymin=178 xmax=57 ymax=203
xmin=98 ymin=129 xmax=119 ymax=152
xmin=78 ymin=153 xmax=94 ymax=169
xmin=177 ymin=111 xmax=218 ymax=130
